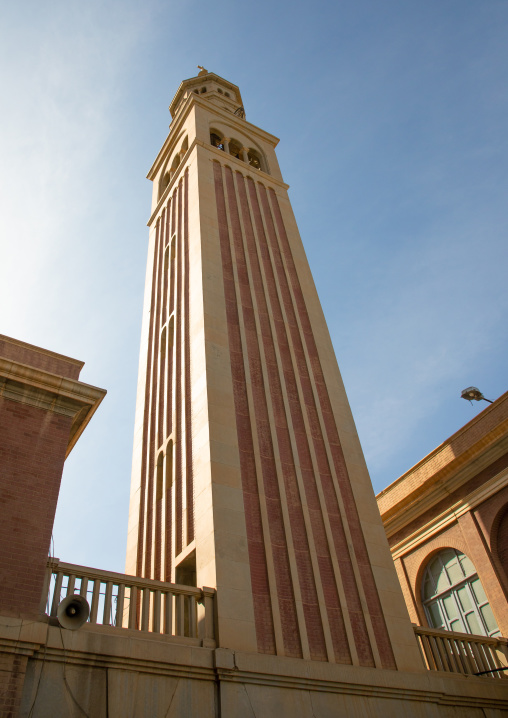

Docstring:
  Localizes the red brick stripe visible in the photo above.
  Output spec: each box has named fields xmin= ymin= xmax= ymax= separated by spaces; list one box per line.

xmin=225 ymin=167 xmax=302 ymax=658
xmin=242 ymin=175 xmax=330 ymax=661
xmin=213 ymin=162 xmax=276 ymax=655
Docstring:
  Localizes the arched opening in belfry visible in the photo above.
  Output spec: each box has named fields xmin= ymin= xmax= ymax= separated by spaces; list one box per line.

xmin=248 ymin=149 xmax=262 ymax=171
xmin=210 ymin=132 xmax=224 ymax=150
xmin=229 ymin=140 xmax=243 ymax=161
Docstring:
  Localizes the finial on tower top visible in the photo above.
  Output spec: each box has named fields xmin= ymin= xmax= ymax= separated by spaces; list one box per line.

xmin=197 ymin=65 xmax=208 ymax=76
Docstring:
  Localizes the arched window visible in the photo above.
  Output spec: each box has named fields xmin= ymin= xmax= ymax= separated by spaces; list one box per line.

xmin=200 ymin=87 xmax=207 ymax=94
xmin=181 ymin=136 xmax=188 ymax=153
xmin=217 ymin=88 xmax=223 ymax=94
xmin=229 ymin=139 xmax=243 ymax=161
xmin=210 ymin=132 xmax=224 ymax=151
xmin=224 ymin=92 xmax=230 ymax=98
xmin=422 ymin=548 xmax=500 ymax=637
xmin=248 ymin=149 xmax=262 ymax=171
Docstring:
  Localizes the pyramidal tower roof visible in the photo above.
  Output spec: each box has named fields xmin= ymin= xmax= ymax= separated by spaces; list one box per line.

xmin=169 ymin=67 xmax=244 ymax=120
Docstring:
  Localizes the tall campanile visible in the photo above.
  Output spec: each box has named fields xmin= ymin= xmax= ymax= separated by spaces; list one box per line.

xmin=126 ymin=68 xmax=421 ymax=670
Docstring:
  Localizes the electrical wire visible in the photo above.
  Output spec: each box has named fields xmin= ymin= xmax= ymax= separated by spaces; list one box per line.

xmin=59 ymin=624 xmax=91 ymax=718
xmin=27 ymin=533 xmax=56 ymax=716
xmin=27 ymin=623 xmax=49 ymax=718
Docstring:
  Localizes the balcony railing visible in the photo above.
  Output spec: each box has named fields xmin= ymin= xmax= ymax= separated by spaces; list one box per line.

xmin=414 ymin=625 xmax=508 ymax=678
xmin=43 ymin=559 xmax=215 ymax=647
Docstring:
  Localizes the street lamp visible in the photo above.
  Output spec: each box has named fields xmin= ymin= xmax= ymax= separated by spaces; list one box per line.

xmin=461 ymin=387 xmax=493 ymax=404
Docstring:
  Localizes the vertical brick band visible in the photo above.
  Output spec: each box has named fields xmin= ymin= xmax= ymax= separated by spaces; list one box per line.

xmin=212 ymin=160 xmax=396 ymax=667
xmin=214 ymin=161 xmax=277 ymax=654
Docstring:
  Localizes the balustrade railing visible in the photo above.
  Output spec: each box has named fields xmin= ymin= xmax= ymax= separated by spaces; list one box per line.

xmin=43 ymin=559 xmax=215 ymax=647
xmin=414 ymin=625 xmax=508 ymax=678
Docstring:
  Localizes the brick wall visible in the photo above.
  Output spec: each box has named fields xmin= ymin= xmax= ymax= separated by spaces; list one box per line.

xmin=397 ymin=495 xmax=508 ymax=635
xmin=0 ymin=397 xmax=72 ymax=617
xmin=0 ymin=335 xmax=82 ymax=380
xmin=497 ymin=508 xmax=508 ymax=583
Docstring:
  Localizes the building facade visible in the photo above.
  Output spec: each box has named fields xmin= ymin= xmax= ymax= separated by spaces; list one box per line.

xmin=377 ymin=391 xmax=508 ymax=641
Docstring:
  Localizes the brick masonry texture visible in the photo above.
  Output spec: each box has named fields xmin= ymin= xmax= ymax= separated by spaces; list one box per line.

xmin=212 ymin=161 xmax=396 ymax=668
xmin=398 ymin=491 xmax=508 ymax=633
xmin=378 ymin=393 xmax=508 ymax=520
xmin=268 ymin=187 xmax=395 ymax=669
xmin=0 ymin=337 xmax=82 ymax=381
xmin=389 ymin=452 xmax=508 ymax=547
xmin=0 ymin=397 xmax=72 ymax=617
xmin=214 ymin=161 xmax=276 ymax=655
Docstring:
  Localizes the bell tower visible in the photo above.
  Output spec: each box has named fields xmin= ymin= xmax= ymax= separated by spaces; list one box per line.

xmin=126 ymin=68 xmax=421 ymax=669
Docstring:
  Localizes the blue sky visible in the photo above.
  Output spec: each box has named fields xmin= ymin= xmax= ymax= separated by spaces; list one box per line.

xmin=1 ymin=0 xmax=507 ymax=573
